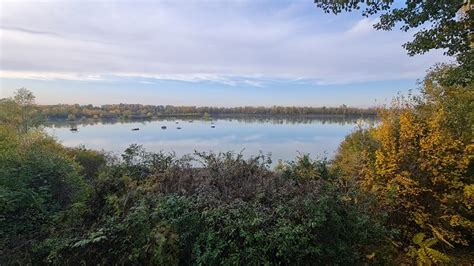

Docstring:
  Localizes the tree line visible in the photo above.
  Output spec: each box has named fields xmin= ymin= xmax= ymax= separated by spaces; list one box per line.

xmin=34 ymin=103 xmax=377 ymax=121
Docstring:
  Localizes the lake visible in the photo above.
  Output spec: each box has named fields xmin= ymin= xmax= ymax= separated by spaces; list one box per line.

xmin=44 ymin=116 xmax=374 ymax=163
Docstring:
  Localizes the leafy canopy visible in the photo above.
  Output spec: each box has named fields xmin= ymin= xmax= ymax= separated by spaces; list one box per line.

xmin=314 ymin=0 xmax=473 ymax=69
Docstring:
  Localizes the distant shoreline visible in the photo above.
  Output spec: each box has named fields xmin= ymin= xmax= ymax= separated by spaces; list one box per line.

xmin=43 ymin=114 xmax=379 ymax=128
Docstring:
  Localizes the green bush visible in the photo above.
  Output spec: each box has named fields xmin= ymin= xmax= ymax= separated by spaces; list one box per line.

xmin=0 ymin=131 xmax=89 ymax=264
xmin=39 ymin=147 xmax=391 ymax=265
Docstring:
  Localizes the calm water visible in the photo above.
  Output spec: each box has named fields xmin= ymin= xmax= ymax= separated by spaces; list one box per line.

xmin=44 ymin=117 xmax=374 ymax=163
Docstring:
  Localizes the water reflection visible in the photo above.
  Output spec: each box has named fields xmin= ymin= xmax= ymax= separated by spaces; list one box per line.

xmin=45 ymin=115 xmax=377 ymax=128
xmin=44 ymin=116 xmax=377 ymax=163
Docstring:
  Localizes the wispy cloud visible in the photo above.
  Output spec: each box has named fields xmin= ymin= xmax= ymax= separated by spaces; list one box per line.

xmin=0 ymin=71 xmax=104 ymax=81
xmin=0 ymin=0 xmax=447 ymax=86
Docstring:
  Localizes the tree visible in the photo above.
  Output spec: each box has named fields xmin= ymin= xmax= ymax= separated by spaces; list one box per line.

xmin=314 ymin=0 xmax=473 ymax=73
xmin=0 ymin=88 xmax=43 ymax=134
xmin=15 ymin=88 xmax=37 ymax=133
xmin=334 ymin=65 xmax=473 ymax=252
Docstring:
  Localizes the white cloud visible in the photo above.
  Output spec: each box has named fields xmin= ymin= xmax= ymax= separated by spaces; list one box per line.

xmin=346 ymin=18 xmax=377 ymax=37
xmin=0 ymin=0 xmax=448 ymax=85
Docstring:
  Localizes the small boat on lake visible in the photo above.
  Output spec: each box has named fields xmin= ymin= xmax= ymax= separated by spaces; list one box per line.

xmin=131 ymin=128 xmax=139 ymax=131
xmin=177 ymin=127 xmax=182 ymax=130
xmin=211 ymin=125 xmax=215 ymax=128
xmin=70 ymin=128 xmax=78 ymax=132
xmin=188 ymin=120 xmax=193 ymax=123
xmin=161 ymin=126 xmax=167 ymax=129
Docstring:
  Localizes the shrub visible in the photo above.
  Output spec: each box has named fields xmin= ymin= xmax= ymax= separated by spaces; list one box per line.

xmin=0 ymin=131 xmax=89 ymax=264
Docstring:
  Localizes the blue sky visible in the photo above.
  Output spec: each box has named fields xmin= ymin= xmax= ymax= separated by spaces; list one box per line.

xmin=0 ymin=0 xmax=449 ymax=107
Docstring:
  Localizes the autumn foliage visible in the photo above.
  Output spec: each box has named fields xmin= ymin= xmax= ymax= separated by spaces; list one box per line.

xmin=335 ymin=65 xmax=473 ymax=256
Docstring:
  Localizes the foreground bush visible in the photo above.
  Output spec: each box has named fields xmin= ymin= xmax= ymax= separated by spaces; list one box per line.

xmin=30 ymin=147 xmax=388 ymax=265
xmin=0 ymin=129 xmax=89 ymax=264
xmin=0 ymin=119 xmax=392 ymax=264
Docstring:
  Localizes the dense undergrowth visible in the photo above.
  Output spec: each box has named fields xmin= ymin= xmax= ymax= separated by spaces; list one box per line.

xmin=1 ymin=64 xmax=473 ymax=265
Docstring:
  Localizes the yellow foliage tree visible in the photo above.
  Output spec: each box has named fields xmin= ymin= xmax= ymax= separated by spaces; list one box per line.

xmin=335 ymin=65 xmax=473 ymax=250
xmin=373 ymin=106 xmax=472 ymax=246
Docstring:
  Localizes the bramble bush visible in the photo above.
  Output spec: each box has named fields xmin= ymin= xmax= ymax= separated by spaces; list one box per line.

xmin=36 ymin=147 xmax=391 ymax=265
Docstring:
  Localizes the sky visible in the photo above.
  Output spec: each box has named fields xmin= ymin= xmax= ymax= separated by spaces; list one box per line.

xmin=0 ymin=0 xmax=449 ymax=107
